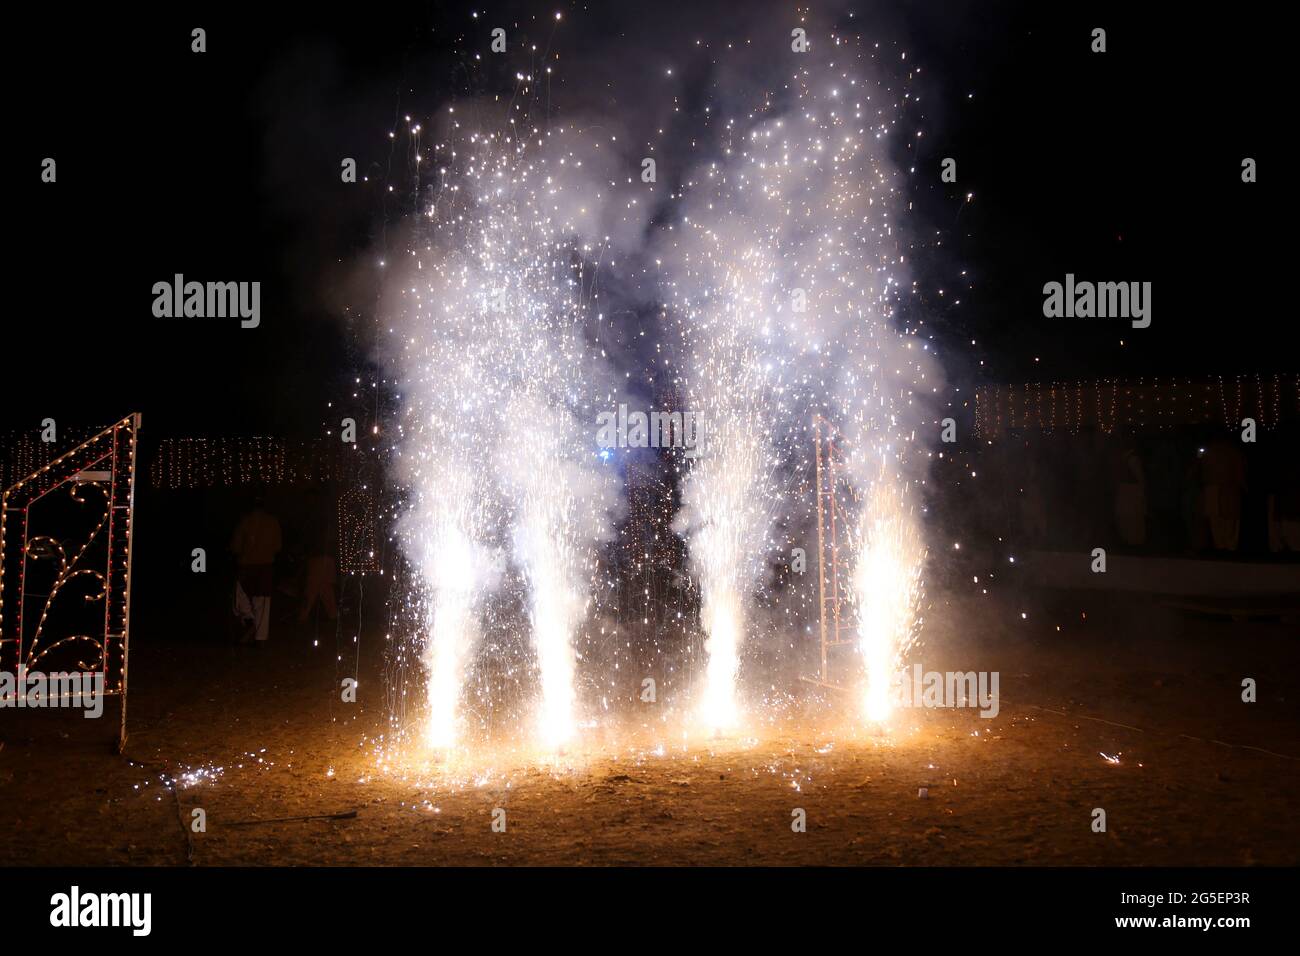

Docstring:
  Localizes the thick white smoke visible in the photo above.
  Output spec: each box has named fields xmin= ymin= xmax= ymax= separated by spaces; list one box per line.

xmin=661 ymin=30 xmax=940 ymax=725
xmin=381 ymin=20 xmax=941 ymax=748
xmin=382 ymin=110 xmax=638 ymax=749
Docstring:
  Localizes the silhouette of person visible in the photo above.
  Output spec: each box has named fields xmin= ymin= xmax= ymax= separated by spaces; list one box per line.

xmin=230 ymin=493 xmax=282 ymax=643
xmin=298 ymin=528 xmax=338 ymax=624
xmin=1201 ymin=439 xmax=1246 ymax=552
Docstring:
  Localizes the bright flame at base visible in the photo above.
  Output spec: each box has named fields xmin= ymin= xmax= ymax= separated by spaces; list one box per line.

xmin=852 ymin=479 xmax=924 ymax=726
xmin=862 ymin=679 xmax=894 ymax=724
xmin=509 ymin=405 xmax=596 ymax=754
xmin=420 ymin=517 xmax=481 ymax=751
xmin=529 ymin=584 xmax=578 ymax=750
xmin=698 ymin=598 xmax=742 ymax=732
xmin=423 ymin=608 xmax=470 ymax=749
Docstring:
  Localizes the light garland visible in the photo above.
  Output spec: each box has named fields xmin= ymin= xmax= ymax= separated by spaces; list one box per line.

xmin=1 ymin=415 xmax=138 ymax=699
xmin=149 ymin=437 xmax=377 ymax=489
xmin=973 ymin=374 xmax=1300 ymax=440
xmin=337 ymin=482 xmax=381 ymax=575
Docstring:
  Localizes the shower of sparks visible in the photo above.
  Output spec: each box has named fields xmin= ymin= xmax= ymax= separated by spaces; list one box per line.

xmin=671 ymin=276 xmax=777 ymax=733
xmin=385 ymin=105 xmax=620 ymax=754
xmin=372 ymin=15 xmax=939 ymax=764
xmin=849 ymin=469 xmax=925 ymax=722
xmin=417 ymin=481 xmax=486 ymax=750
xmin=663 ymin=30 xmax=935 ymax=733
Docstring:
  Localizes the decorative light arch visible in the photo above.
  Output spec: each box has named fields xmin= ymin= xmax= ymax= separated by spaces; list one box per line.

xmin=1 ymin=413 xmax=141 ymax=750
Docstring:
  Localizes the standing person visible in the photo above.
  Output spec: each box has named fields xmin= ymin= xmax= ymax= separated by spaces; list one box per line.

xmin=1110 ymin=431 xmax=1147 ymax=549
xmin=1019 ymin=450 xmax=1049 ymax=547
xmin=230 ymin=493 xmax=282 ymax=644
xmin=1202 ymin=438 xmax=1246 ymax=553
xmin=298 ymin=528 xmax=339 ymax=626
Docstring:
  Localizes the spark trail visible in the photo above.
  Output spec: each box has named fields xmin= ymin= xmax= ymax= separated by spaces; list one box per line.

xmin=664 ymin=25 xmax=936 ymax=728
xmin=386 ymin=109 xmax=621 ymax=752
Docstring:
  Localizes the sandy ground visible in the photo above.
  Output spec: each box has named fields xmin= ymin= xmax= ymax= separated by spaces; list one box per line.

xmin=3 ymin=589 xmax=1298 ymax=866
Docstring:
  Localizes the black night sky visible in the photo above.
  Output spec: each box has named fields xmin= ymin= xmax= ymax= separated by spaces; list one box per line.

xmin=8 ymin=1 xmax=1281 ymax=437
xmin=5 ymin=0 xmax=1300 ymax=917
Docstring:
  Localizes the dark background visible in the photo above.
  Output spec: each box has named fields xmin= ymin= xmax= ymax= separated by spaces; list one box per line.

xmin=1 ymin=5 xmax=1296 ymax=888
xmin=6 ymin=0 xmax=1282 ymax=434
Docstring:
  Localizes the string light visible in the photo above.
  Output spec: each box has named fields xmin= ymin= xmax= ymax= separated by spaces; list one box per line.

xmin=149 ymin=437 xmax=375 ymax=489
xmin=973 ymin=374 xmax=1299 ymax=439
xmin=1 ymin=415 xmax=138 ymax=698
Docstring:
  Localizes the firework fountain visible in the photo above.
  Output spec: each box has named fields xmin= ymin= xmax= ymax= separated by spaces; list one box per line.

xmin=382 ymin=16 xmax=937 ymax=760
xmin=385 ymin=111 xmax=622 ymax=753
xmin=667 ymin=235 xmax=782 ymax=733
xmin=664 ymin=28 xmax=937 ymax=729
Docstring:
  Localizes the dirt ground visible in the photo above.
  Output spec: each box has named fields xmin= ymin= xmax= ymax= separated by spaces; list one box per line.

xmin=3 ymin=589 xmax=1298 ymax=866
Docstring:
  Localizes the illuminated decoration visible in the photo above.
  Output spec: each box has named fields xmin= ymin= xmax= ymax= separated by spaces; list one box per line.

xmin=804 ymin=415 xmax=859 ymax=690
xmin=974 ymin=373 xmax=1299 ymax=440
xmin=0 ymin=414 xmax=141 ymax=750
xmin=338 ymin=475 xmax=382 ymax=574
xmin=613 ymin=458 xmax=696 ymax=631
xmin=147 ymin=433 xmax=386 ymax=576
xmin=0 ymin=426 xmax=99 ymax=490
xmin=149 ymin=436 xmax=361 ymax=489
